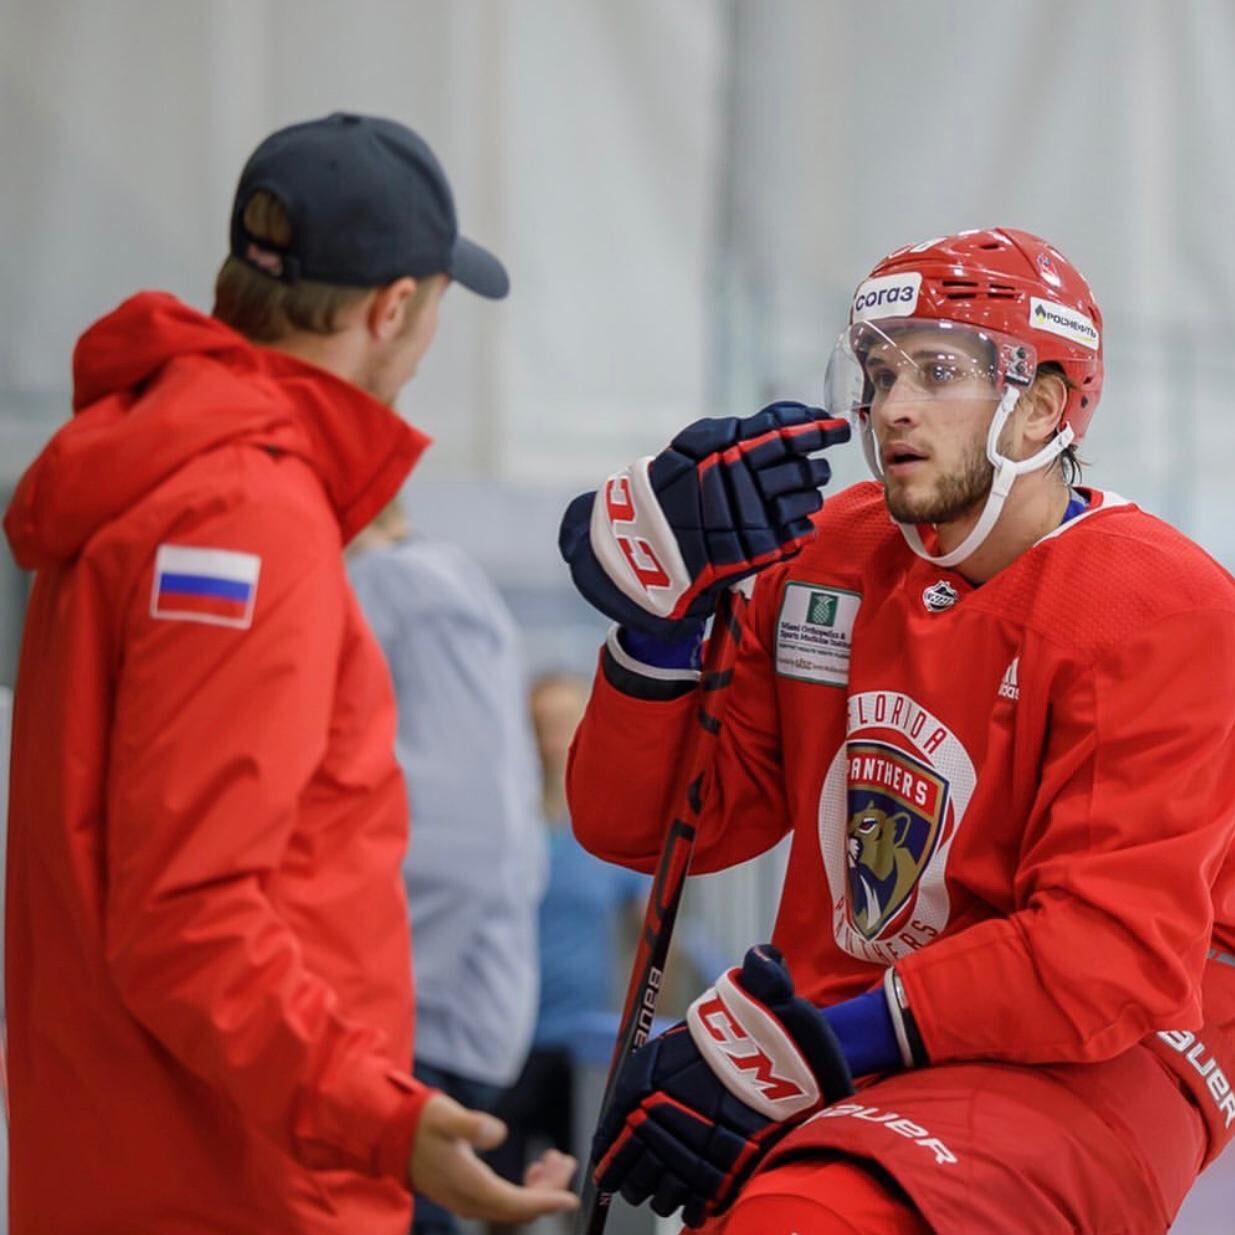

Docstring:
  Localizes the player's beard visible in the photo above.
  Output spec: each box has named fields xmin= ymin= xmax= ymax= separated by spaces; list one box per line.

xmin=883 ymin=435 xmax=994 ymax=525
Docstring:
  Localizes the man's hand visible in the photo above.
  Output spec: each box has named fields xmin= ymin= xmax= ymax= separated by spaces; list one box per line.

xmin=409 ymin=1093 xmax=578 ymax=1224
xmin=559 ymin=403 xmax=851 ymax=635
xmin=592 ymin=945 xmax=855 ymax=1227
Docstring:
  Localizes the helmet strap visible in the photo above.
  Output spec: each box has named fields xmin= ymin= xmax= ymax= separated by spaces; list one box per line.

xmin=892 ymin=387 xmax=1074 ymax=569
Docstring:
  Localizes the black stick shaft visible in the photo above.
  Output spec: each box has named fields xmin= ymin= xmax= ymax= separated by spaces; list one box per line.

xmin=576 ymin=589 xmax=745 ymax=1235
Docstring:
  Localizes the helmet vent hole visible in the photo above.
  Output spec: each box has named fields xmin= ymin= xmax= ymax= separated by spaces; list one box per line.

xmin=1080 ymin=396 xmax=1089 ymax=408
xmin=979 ymin=241 xmax=1004 ymax=250
xmin=942 ymin=279 xmax=978 ymax=287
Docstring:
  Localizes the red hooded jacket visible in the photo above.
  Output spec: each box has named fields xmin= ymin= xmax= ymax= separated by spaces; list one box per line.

xmin=4 ymin=293 xmax=434 ymax=1234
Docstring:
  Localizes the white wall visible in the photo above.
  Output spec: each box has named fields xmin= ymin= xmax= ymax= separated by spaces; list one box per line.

xmin=6 ymin=1 xmax=1235 ymax=543
xmin=0 ymin=0 xmax=724 ymax=486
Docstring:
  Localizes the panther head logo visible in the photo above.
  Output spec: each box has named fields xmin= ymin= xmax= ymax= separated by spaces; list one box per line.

xmin=847 ymin=799 xmax=922 ymax=939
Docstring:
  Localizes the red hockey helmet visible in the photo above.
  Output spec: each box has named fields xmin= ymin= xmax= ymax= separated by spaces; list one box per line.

xmin=853 ymin=227 xmax=1103 ymax=438
xmin=823 ymin=228 xmax=1104 ymax=569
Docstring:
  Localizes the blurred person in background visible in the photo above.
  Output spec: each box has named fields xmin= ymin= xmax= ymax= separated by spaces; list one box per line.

xmin=347 ymin=496 xmax=548 ymax=1235
xmin=487 ymin=671 xmax=647 ymax=1233
xmin=2 ymin=112 xmax=575 ymax=1235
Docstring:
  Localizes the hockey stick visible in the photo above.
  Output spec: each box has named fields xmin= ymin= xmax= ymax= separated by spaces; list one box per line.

xmin=577 ymin=585 xmax=748 ymax=1235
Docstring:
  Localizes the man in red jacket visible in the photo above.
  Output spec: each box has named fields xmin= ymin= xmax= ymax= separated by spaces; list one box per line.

xmin=4 ymin=113 xmax=576 ymax=1235
xmin=559 ymin=228 xmax=1235 ymax=1233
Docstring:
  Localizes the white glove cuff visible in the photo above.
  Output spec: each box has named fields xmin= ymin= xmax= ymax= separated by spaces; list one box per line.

xmin=589 ymin=458 xmax=694 ymax=619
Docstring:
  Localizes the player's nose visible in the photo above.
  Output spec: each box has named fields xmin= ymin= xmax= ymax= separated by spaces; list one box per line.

xmin=873 ymin=379 xmax=925 ymax=427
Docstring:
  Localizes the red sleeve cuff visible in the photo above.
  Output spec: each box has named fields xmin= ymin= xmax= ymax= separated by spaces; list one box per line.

xmin=374 ymin=1080 xmax=439 ymax=1186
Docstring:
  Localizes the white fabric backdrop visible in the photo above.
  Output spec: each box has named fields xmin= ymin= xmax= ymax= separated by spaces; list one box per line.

xmin=0 ymin=0 xmax=723 ymax=483
xmin=6 ymin=1 xmax=1235 ymax=535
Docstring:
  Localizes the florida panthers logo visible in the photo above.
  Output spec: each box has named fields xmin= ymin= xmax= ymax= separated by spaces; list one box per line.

xmin=819 ymin=691 xmax=976 ymax=965
xmin=845 ymin=742 xmax=947 ymax=940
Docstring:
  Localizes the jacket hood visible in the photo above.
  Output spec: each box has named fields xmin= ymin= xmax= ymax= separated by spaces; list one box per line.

xmin=4 ymin=292 xmax=429 ymax=569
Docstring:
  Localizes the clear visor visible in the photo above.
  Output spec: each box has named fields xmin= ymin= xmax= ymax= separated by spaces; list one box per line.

xmin=823 ymin=317 xmax=1037 ymax=423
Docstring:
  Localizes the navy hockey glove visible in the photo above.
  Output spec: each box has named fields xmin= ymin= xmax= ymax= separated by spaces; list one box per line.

xmin=592 ymin=945 xmax=855 ymax=1227
xmin=559 ymin=403 xmax=850 ymax=636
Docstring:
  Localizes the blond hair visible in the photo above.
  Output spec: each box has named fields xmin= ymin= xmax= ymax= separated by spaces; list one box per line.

xmin=213 ymin=191 xmax=373 ymax=342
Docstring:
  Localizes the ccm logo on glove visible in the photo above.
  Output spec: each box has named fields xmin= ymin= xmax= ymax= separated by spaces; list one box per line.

xmin=688 ymin=968 xmax=821 ymax=1119
xmin=593 ymin=459 xmax=692 ymax=614
xmin=603 ymin=470 xmax=675 ymax=593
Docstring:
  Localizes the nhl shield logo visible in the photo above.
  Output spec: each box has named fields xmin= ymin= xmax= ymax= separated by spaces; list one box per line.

xmin=845 ymin=740 xmax=950 ymax=940
xmin=922 ymin=580 xmax=959 ymax=613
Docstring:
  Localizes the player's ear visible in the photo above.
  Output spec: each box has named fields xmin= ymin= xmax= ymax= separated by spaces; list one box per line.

xmin=367 ymin=277 xmax=417 ymax=342
xmin=1022 ymin=370 xmax=1067 ymax=448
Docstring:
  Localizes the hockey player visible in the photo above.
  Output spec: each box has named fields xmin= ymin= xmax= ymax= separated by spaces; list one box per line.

xmin=558 ymin=228 xmax=1235 ymax=1233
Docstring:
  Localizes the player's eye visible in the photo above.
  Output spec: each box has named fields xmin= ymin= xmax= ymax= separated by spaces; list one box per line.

xmin=921 ymin=359 xmax=962 ymax=387
xmin=866 ymin=365 xmax=896 ymax=392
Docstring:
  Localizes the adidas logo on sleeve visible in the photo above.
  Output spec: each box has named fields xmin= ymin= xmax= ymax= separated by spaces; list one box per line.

xmin=998 ymin=657 xmax=1020 ymax=702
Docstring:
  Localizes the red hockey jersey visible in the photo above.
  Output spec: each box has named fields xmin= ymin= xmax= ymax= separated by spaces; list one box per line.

xmin=569 ymin=482 xmax=1235 ymax=1155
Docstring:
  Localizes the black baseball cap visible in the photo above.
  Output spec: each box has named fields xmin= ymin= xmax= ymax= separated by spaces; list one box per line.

xmin=230 ymin=112 xmax=508 ymax=299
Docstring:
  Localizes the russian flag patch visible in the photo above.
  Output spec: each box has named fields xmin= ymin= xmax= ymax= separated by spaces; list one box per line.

xmin=150 ymin=545 xmax=262 ymax=629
